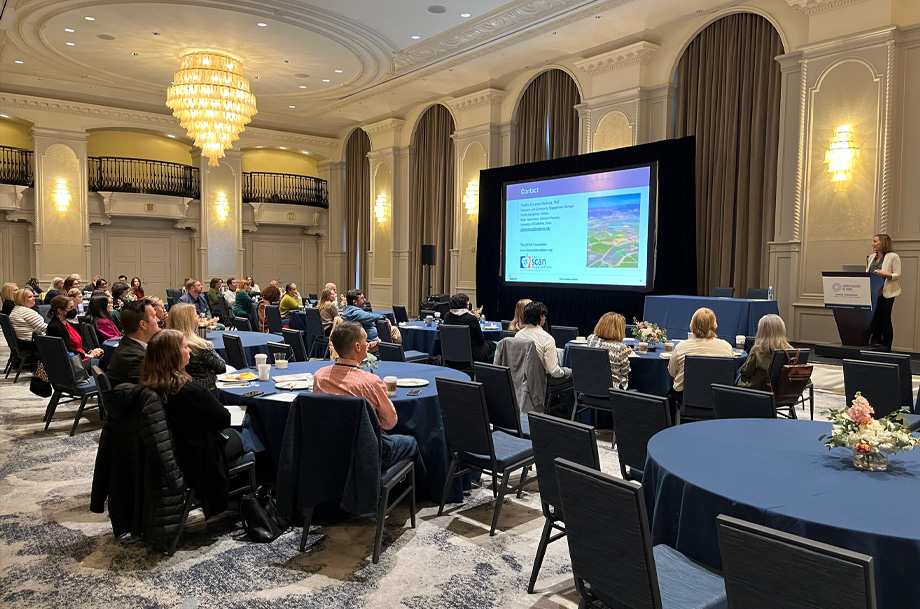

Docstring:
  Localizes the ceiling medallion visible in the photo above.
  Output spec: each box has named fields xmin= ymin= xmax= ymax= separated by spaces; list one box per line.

xmin=166 ymin=51 xmax=257 ymax=167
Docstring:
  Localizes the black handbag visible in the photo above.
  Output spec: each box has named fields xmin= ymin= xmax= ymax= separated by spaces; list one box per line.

xmin=68 ymin=353 xmax=90 ymax=384
xmin=30 ymin=374 xmax=53 ymax=397
xmin=240 ymin=485 xmax=289 ymax=542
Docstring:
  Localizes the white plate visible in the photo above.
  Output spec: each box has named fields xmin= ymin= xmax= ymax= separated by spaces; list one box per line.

xmin=659 ymin=352 xmax=673 ymax=359
xmin=218 ymin=371 xmax=257 ymax=382
xmin=396 ymin=378 xmax=430 ymax=387
xmin=571 ymin=339 xmax=587 ymax=344
xmin=275 ymin=380 xmax=313 ymax=391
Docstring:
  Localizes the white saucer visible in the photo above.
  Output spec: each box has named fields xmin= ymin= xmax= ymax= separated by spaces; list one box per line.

xmin=396 ymin=378 xmax=429 ymax=387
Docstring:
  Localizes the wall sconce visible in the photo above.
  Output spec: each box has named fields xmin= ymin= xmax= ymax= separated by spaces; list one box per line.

xmin=53 ymin=179 xmax=70 ymax=213
xmin=464 ymin=179 xmax=479 ymax=216
xmin=375 ymin=193 xmax=389 ymax=223
xmin=215 ymin=191 xmax=230 ymax=222
xmin=824 ymin=125 xmax=858 ymax=190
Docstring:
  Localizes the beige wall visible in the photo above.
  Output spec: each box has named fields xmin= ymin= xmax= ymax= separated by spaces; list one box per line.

xmin=0 ymin=119 xmax=32 ymax=149
xmin=87 ymin=131 xmax=193 ymax=165
xmin=241 ymin=149 xmax=319 ymax=176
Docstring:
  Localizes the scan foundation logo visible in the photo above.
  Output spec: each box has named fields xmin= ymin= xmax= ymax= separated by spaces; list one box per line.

xmin=520 ymin=255 xmax=548 ymax=269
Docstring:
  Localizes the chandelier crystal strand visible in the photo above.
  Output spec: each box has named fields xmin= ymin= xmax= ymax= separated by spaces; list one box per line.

xmin=166 ymin=51 xmax=257 ymax=167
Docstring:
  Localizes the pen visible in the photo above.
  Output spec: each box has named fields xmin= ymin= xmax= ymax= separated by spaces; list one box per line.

xmin=260 ymin=392 xmax=277 ymax=397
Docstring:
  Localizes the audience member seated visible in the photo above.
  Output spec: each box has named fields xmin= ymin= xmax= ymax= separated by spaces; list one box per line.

xmin=91 ymin=275 xmax=104 ymax=290
xmin=668 ymin=307 xmax=734 ymax=398
xmin=586 ymin=312 xmax=631 ymax=390
xmin=246 ymin=276 xmax=261 ymax=293
xmin=139 ymin=329 xmax=243 ymax=518
xmin=279 ymin=283 xmax=303 ymax=319
xmin=257 ymin=285 xmax=282 ymax=333
xmin=341 ymin=289 xmax=389 ymax=341
xmin=737 ymin=313 xmax=792 ymax=391
xmin=1 ymin=282 xmax=18 ymax=315
xmin=444 ymin=292 xmax=494 ymax=363
xmin=110 ymin=282 xmax=132 ymax=326
xmin=10 ymin=287 xmax=47 ymax=343
xmin=130 ymin=277 xmax=145 ymax=300
xmin=67 ymin=288 xmax=85 ymax=315
xmin=223 ymin=277 xmax=238 ymax=310
xmin=148 ymin=296 xmax=168 ymax=328
xmin=233 ymin=279 xmax=256 ymax=318
xmin=42 ymin=276 xmax=64 ymax=304
xmin=179 ymin=279 xmax=210 ymax=316
xmin=106 ymin=299 xmax=160 ymax=386
xmin=62 ymin=274 xmax=81 ymax=293
xmin=45 ymin=295 xmax=104 ymax=364
xmin=206 ymin=277 xmax=223 ymax=312
xmin=508 ymin=298 xmax=532 ymax=332
xmin=25 ymin=277 xmax=43 ymax=296
xmin=167 ymin=303 xmax=227 ymax=391
xmin=313 ymin=321 xmax=419 ymax=470
xmin=516 ymin=301 xmax=572 ymax=386
xmin=318 ymin=288 xmax=338 ymax=336
xmin=86 ymin=294 xmax=121 ymax=340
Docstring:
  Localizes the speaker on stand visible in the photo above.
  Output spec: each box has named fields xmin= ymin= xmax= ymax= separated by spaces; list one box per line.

xmin=421 ymin=245 xmax=436 ymax=298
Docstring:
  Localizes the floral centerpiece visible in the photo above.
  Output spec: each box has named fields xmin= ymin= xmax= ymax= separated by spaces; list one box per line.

xmin=632 ymin=318 xmax=667 ymax=348
xmin=197 ymin=313 xmax=218 ymax=333
xmin=819 ymin=392 xmax=919 ymax=471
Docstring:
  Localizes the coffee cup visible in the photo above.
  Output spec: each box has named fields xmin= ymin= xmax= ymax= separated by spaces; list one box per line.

xmin=384 ymin=376 xmax=398 ymax=397
xmin=664 ymin=342 xmax=674 ymax=352
xmin=638 ymin=341 xmax=648 ymax=353
xmin=575 ymin=336 xmax=586 ymax=343
xmin=257 ymin=363 xmax=271 ymax=381
xmin=425 ymin=315 xmax=434 ymax=326
xmin=735 ymin=334 xmax=746 ymax=349
xmin=275 ymin=358 xmax=288 ymax=369
xmin=254 ymin=353 xmax=268 ymax=367
xmin=434 ymin=312 xmax=441 ymax=319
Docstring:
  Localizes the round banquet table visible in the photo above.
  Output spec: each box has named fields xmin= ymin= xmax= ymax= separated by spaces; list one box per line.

xmin=102 ymin=330 xmax=272 ymax=369
xmin=642 ymin=419 xmax=919 ymax=609
xmin=217 ymin=360 xmax=471 ymax=502
xmin=399 ymin=320 xmax=503 ymax=356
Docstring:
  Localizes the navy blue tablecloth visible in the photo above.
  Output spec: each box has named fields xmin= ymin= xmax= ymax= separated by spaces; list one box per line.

xmin=102 ymin=330 xmax=272 ymax=369
xmin=400 ymin=320 xmax=503 ymax=356
xmin=643 ymin=419 xmax=919 ymax=609
xmin=217 ymin=360 xmax=471 ymax=502
xmin=643 ymin=295 xmax=778 ymax=341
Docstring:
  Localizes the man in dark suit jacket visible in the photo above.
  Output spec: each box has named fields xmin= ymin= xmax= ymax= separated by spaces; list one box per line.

xmin=106 ymin=298 xmax=159 ymax=386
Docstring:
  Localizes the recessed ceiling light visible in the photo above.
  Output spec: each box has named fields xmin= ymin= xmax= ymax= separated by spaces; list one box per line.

xmin=14 ymin=60 xmax=24 ymax=64
xmin=257 ymin=22 xmax=267 ymax=27
xmin=254 ymin=76 xmax=261 ymax=79
xmin=279 ymin=146 xmax=286 ymax=150
xmin=64 ymin=28 xmax=75 ymax=33
xmin=302 ymin=151 xmax=309 ymax=154
xmin=428 ymin=5 xmax=447 ymax=14
xmin=66 ymin=42 xmax=76 ymax=46
xmin=152 ymin=32 xmax=160 ymax=36
xmin=84 ymin=16 xmax=95 ymax=21
xmin=322 ymin=79 xmax=330 ymax=83
xmin=411 ymin=35 xmax=420 ymax=40
xmin=284 ymin=59 xmax=291 ymax=64
xmin=167 ymin=134 xmax=176 ymax=138
xmin=334 ymin=69 xmax=343 ymax=73
xmin=97 ymin=34 xmax=115 ymax=40
xmin=461 ymin=13 xmax=471 ymax=17
xmin=289 ymin=105 xmax=296 ymax=109
xmin=256 ymin=146 xmax=263 ymax=149
xmin=299 ymin=85 xmax=307 ymax=89
xmin=130 ymin=52 xmax=138 ymax=56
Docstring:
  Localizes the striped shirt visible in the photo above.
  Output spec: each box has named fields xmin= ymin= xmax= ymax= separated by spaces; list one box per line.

xmin=9 ymin=305 xmax=47 ymax=341
xmin=312 ymin=359 xmax=398 ymax=430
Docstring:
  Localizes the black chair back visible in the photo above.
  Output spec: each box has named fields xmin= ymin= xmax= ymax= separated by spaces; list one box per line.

xmin=746 ymin=288 xmax=769 ymax=299
xmin=527 ymin=413 xmax=599 ymax=513
xmin=609 ymin=389 xmax=672 ymax=480
xmin=377 ymin=342 xmax=406 ymax=362
xmin=419 ymin=308 xmax=435 ymax=320
xmin=766 ymin=349 xmax=811 ymax=391
xmin=550 ymin=325 xmax=578 ymax=349
xmin=222 ymin=333 xmax=249 ymax=369
xmin=0 ymin=313 xmax=21 ymax=355
xmin=744 ymin=335 xmax=756 ymax=353
xmin=89 ymin=365 xmax=113 ymax=417
xmin=570 ymin=346 xmax=613 ymax=398
xmin=682 ymin=355 xmax=736 ymax=420
xmin=860 ymin=351 xmax=912 ymax=408
xmin=374 ymin=318 xmax=390 ymax=342
xmin=233 ymin=317 xmax=252 ymax=332
xmin=34 ymin=335 xmax=82 ymax=389
xmin=166 ymin=288 xmax=183 ymax=301
xmin=474 ymin=363 xmax=523 ymax=436
xmin=307 ymin=293 xmax=318 ymax=301
xmin=267 ymin=341 xmax=294 ymax=364
xmin=712 ymin=286 xmax=735 ymax=298
xmin=717 ymin=514 xmax=876 ymax=609
xmin=500 ymin=319 xmax=512 ymax=330
xmin=265 ymin=305 xmax=284 ymax=334
xmin=167 ymin=295 xmax=177 ymax=309
xmin=216 ymin=296 xmax=231 ymax=323
xmin=302 ymin=307 xmax=328 ymax=358
xmin=282 ymin=328 xmax=308 ymax=362
xmin=501 ymin=329 xmax=517 ymax=339
xmin=78 ymin=322 xmax=101 ymax=350
xmin=711 ymin=384 xmax=776 ymax=419
xmin=392 ymin=305 xmax=409 ymax=324
xmin=843 ymin=359 xmax=901 ymax=419
xmin=249 ymin=301 xmax=259 ymax=331
xmin=554 ymin=458 xmax=663 ymax=609
xmin=434 ymin=302 xmax=450 ymax=317
xmin=436 ymin=377 xmax=494 ymax=462
xmin=439 ymin=324 xmax=474 ymax=372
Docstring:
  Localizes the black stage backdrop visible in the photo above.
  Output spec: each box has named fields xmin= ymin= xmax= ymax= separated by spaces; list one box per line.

xmin=476 ymin=136 xmax=697 ymax=334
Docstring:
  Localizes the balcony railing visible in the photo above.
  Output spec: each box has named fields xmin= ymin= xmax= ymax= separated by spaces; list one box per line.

xmin=0 ymin=146 xmax=34 ymax=187
xmin=243 ymin=171 xmax=328 ymax=208
xmin=88 ymin=156 xmax=200 ymax=199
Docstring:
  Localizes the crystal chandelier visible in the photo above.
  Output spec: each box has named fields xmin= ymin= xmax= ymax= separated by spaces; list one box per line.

xmin=166 ymin=51 xmax=257 ymax=167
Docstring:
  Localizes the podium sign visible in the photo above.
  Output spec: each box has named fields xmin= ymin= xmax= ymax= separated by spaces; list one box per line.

xmin=822 ymin=275 xmax=873 ymax=309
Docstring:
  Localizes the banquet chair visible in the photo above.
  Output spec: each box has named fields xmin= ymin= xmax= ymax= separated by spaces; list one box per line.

xmin=307 ymin=293 xmax=318 ymax=301
xmin=34 ymin=335 xmax=100 ymax=436
xmin=711 ymin=286 xmax=735 ymax=298
xmin=436 ymin=377 xmax=534 ymax=535
xmin=525 ymin=413 xmax=599 ymax=594
xmin=439 ymin=324 xmax=475 ymax=376
xmin=711 ymin=384 xmax=776 ymax=419
xmin=89 ymin=365 xmax=112 ymax=420
xmin=680 ymin=355 xmax=736 ymax=423
xmin=392 ymin=305 xmax=410 ymax=324
xmin=569 ymin=346 xmax=614 ymax=442
xmin=233 ymin=317 xmax=253 ymax=332
xmin=282 ymin=328 xmax=309 ymax=363
xmin=419 ymin=308 xmax=436 ymax=320
xmin=1 ymin=312 xmax=37 ymax=382
xmin=216 ymin=297 xmax=231 ymax=324
xmin=550 ymin=325 xmax=578 ymax=349
xmin=166 ymin=295 xmax=177 ymax=310
xmin=608 ymin=389 xmax=672 ymax=481
xmin=377 ymin=341 xmax=429 ymax=364
xmin=78 ymin=322 xmax=102 ymax=351
xmin=166 ymin=288 xmax=183 ymax=302
xmin=374 ymin=318 xmax=392 ymax=343
xmin=501 ymin=330 xmax=517 ymax=339
xmin=276 ymin=394 xmax=415 ymax=564
xmin=222 ymin=333 xmax=250 ymax=370
xmin=267 ymin=341 xmax=295 ymax=364
xmin=555 ymin=458 xmax=727 ymax=609
xmin=744 ymin=335 xmax=756 ymax=354
xmin=716 ymin=515 xmax=876 ymax=609
xmin=766 ymin=349 xmax=813 ymax=419
xmin=859 ymin=351 xmax=913 ymax=409
xmin=474 ymin=363 xmax=530 ymax=438
xmin=265 ymin=305 xmax=284 ymax=334
xmin=745 ymin=288 xmax=770 ymax=299
xmin=843 ymin=359 xmax=901 ymax=419
xmin=37 ymin=303 xmax=51 ymax=318
xmin=500 ymin=319 xmax=512 ymax=330
xmin=301 ymin=307 xmax=329 ymax=359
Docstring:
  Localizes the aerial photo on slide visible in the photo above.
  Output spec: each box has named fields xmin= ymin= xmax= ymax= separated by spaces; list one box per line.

xmin=586 ymin=193 xmax=641 ymax=268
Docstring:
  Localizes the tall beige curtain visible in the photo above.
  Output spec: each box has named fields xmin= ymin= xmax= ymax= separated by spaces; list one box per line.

xmin=676 ymin=13 xmax=783 ymax=296
xmin=515 ymin=69 xmax=581 ymax=164
xmin=409 ymin=105 xmax=455 ymax=311
xmin=344 ymin=129 xmax=371 ymax=289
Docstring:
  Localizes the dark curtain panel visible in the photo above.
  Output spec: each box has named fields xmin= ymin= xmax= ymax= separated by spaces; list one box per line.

xmin=676 ymin=13 xmax=783 ymax=296
xmin=344 ymin=129 xmax=371 ymax=289
xmin=515 ymin=69 xmax=581 ymax=164
xmin=409 ymin=105 xmax=455 ymax=311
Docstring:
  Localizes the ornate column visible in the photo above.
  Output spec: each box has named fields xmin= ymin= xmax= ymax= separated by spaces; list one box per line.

xmin=192 ymin=148 xmax=242 ymax=280
xmin=317 ymin=159 xmax=345 ymax=290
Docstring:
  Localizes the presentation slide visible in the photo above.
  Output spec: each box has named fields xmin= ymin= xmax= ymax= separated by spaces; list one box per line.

xmin=503 ymin=165 xmax=656 ymax=289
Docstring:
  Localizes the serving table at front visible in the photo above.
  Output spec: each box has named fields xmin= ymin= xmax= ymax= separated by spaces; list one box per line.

xmin=101 ymin=330 xmax=271 ymax=369
xmin=399 ymin=320 xmax=503 ymax=356
xmin=217 ymin=360 xmax=471 ymax=502
xmin=642 ymin=419 xmax=919 ymax=609
xmin=643 ymin=295 xmax=778 ymax=341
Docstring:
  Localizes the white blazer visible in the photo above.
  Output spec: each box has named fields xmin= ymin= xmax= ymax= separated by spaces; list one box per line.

xmin=866 ymin=252 xmax=902 ymax=298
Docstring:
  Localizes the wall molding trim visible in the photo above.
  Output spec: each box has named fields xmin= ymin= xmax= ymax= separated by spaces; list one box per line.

xmin=575 ymin=41 xmax=660 ymax=75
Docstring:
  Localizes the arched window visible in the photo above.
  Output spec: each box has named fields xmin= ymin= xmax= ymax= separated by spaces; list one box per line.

xmin=344 ymin=128 xmax=371 ymax=289
xmin=515 ymin=69 xmax=581 ymax=163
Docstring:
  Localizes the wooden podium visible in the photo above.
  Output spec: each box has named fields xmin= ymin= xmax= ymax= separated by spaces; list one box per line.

xmin=816 ymin=271 xmax=885 ymax=358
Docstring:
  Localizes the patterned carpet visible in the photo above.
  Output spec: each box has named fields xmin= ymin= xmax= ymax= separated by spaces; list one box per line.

xmin=0 ymin=346 xmax=844 ymax=609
